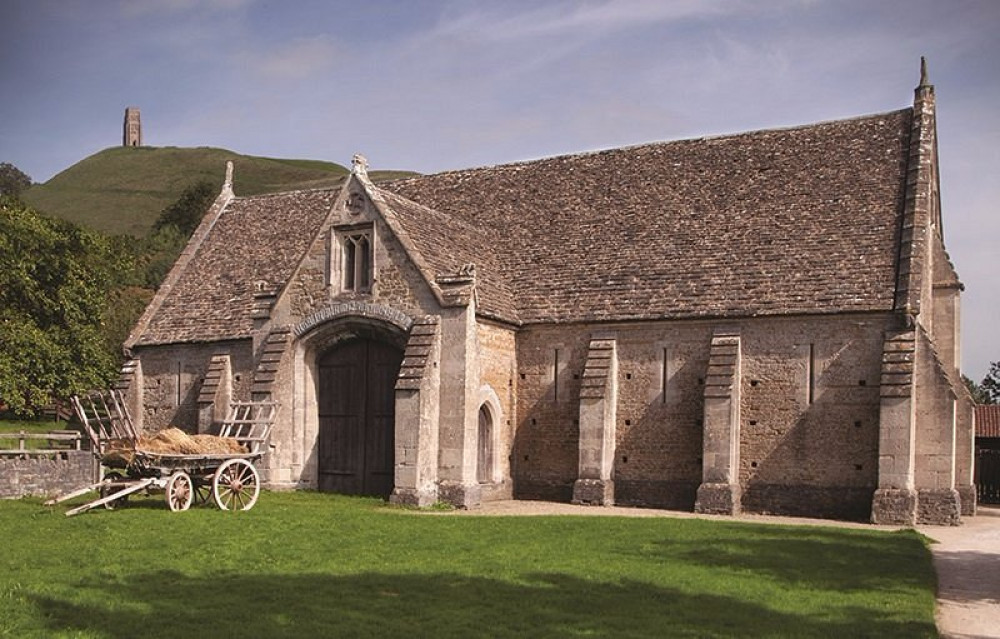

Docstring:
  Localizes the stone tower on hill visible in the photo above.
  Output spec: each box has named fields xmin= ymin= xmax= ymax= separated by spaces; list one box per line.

xmin=123 ymin=107 xmax=141 ymax=147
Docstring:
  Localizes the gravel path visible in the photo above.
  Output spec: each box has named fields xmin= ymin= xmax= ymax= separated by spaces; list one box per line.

xmin=918 ymin=505 xmax=1000 ymax=639
xmin=435 ymin=500 xmax=1000 ymax=638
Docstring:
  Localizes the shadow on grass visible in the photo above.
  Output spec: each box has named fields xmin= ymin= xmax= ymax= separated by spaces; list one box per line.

xmin=628 ymin=525 xmax=934 ymax=594
xmin=32 ymin=569 xmax=935 ymax=638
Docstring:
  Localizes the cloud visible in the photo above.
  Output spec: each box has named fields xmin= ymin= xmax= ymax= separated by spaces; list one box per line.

xmin=237 ymin=36 xmax=344 ymax=81
xmin=430 ymin=0 xmax=732 ymax=43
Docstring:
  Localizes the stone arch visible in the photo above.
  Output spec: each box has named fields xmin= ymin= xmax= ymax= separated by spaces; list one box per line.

xmin=294 ymin=301 xmax=413 ymax=339
xmin=476 ymin=384 xmax=503 ymax=484
xmin=289 ymin=310 xmax=410 ymax=493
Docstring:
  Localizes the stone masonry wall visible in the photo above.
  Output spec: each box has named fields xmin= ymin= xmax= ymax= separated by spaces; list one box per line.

xmin=476 ymin=320 xmax=518 ymax=500
xmin=277 ymin=183 xmax=440 ymax=328
xmin=513 ymin=314 xmax=891 ymax=518
xmin=0 ymin=451 xmax=95 ymax=499
xmin=135 ymin=340 xmax=254 ymax=433
xmin=514 ymin=325 xmax=587 ymax=501
xmin=739 ymin=318 xmax=885 ymax=520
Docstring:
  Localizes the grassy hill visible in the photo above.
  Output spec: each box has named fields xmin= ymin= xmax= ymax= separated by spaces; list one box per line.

xmin=23 ymin=146 xmax=414 ymax=236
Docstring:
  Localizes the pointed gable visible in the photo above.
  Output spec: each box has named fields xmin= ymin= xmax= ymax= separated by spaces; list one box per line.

xmin=135 ymin=189 xmax=336 ymax=345
xmin=370 ymin=186 xmax=518 ymax=323
xmin=383 ymin=109 xmax=913 ymax=324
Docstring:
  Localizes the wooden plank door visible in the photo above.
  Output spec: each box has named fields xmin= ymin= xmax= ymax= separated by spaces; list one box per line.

xmin=317 ymin=338 xmax=402 ymax=498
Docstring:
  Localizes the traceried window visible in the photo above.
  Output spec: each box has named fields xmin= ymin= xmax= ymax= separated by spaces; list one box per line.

xmin=342 ymin=231 xmax=371 ymax=291
xmin=328 ymin=222 xmax=375 ymax=295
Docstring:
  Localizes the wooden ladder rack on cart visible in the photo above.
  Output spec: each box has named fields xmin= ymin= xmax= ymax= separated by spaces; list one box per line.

xmin=46 ymin=390 xmax=278 ymax=516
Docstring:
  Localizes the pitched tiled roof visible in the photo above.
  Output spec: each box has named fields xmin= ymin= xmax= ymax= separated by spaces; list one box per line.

xmin=133 ymin=108 xmax=915 ymax=345
xmin=371 ymin=187 xmax=518 ymax=322
xmin=135 ymin=189 xmax=336 ymax=345
xmin=977 ymin=405 xmax=1000 ymax=438
xmin=384 ymin=109 xmax=911 ymax=324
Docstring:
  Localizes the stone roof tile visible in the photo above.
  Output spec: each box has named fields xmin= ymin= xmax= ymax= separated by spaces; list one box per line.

xmin=384 ymin=109 xmax=912 ymax=324
xmin=134 ymin=108 xmax=913 ymax=344
xmin=136 ymin=189 xmax=335 ymax=345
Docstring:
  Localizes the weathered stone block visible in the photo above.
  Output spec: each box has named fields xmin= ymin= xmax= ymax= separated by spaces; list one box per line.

xmin=438 ymin=480 xmax=482 ymax=509
xmin=390 ymin=486 xmax=438 ymax=508
xmin=916 ymin=488 xmax=960 ymax=526
xmin=572 ymin=478 xmax=614 ymax=505
xmin=695 ymin=482 xmax=741 ymax=515
xmin=956 ymin=484 xmax=976 ymax=517
xmin=871 ymin=487 xmax=916 ymax=525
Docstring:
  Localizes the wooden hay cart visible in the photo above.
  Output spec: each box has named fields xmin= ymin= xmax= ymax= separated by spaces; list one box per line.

xmin=46 ymin=390 xmax=277 ymax=516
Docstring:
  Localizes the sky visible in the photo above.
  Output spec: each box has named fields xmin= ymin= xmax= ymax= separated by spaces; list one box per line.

xmin=1 ymin=0 xmax=998 ymax=379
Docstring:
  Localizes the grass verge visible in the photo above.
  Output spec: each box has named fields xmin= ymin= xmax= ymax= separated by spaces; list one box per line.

xmin=0 ymin=492 xmax=936 ymax=638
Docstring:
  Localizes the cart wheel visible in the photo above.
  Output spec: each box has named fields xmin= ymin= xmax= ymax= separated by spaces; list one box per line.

xmin=100 ymin=471 xmax=128 ymax=510
xmin=213 ymin=459 xmax=260 ymax=511
xmin=165 ymin=472 xmax=194 ymax=512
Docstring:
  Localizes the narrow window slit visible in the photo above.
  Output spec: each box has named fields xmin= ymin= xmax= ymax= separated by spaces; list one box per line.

xmin=807 ymin=343 xmax=815 ymax=404
xmin=661 ymin=347 xmax=668 ymax=404
xmin=553 ymin=348 xmax=560 ymax=402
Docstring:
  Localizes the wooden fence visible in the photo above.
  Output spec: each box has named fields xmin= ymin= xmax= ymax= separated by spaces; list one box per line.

xmin=0 ymin=431 xmax=82 ymax=456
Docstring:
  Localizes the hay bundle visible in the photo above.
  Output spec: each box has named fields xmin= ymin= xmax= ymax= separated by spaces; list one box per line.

xmin=136 ymin=427 xmax=247 ymax=455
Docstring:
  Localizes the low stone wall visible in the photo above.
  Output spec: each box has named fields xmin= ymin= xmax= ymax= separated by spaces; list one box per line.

xmin=0 ymin=451 xmax=95 ymax=499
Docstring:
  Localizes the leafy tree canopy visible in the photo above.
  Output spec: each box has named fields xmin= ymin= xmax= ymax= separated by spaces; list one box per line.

xmin=964 ymin=375 xmax=992 ymax=405
xmin=0 ymin=162 xmax=32 ymax=198
xmin=980 ymin=361 xmax=1000 ymax=405
xmin=0 ymin=197 xmax=131 ymax=415
xmin=152 ymin=180 xmax=215 ymax=236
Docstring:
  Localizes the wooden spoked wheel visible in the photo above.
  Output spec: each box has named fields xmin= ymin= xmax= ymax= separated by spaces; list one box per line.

xmin=100 ymin=471 xmax=128 ymax=510
xmin=165 ymin=471 xmax=194 ymax=512
xmin=212 ymin=458 xmax=260 ymax=511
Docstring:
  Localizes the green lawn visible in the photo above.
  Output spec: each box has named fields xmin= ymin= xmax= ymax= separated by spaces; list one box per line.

xmin=0 ymin=493 xmax=937 ymax=638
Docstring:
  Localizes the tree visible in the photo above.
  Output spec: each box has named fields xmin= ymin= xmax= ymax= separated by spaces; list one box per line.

xmin=153 ymin=180 xmax=215 ymax=236
xmin=0 ymin=162 xmax=32 ymax=198
xmin=964 ymin=375 xmax=992 ymax=404
xmin=0 ymin=197 xmax=130 ymax=415
xmin=980 ymin=361 xmax=1000 ymax=404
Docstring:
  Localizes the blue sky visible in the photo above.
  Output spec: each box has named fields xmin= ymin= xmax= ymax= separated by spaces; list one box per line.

xmin=1 ymin=0 xmax=998 ymax=379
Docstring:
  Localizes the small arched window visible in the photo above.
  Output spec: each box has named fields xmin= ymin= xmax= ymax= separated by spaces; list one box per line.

xmin=342 ymin=230 xmax=372 ymax=292
xmin=477 ymin=404 xmax=494 ymax=484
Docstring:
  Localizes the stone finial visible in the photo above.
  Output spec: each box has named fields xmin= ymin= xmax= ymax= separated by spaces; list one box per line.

xmin=223 ymin=160 xmax=234 ymax=194
xmin=352 ymin=153 xmax=369 ymax=177
xmin=918 ymin=56 xmax=929 ymax=87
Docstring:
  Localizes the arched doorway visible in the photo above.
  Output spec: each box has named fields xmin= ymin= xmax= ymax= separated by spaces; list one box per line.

xmin=477 ymin=404 xmax=494 ymax=484
xmin=317 ymin=337 xmax=403 ymax=498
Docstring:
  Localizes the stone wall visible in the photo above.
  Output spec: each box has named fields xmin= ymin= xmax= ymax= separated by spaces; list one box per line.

xmin=0 ymin=451 xmax=95 ymax=499
xmin=738 ymin=318 xmax=883 ymax=519
xmin=476 ymin=320 xmax=518 ymax=500
xmin=513 ymin=325 xmax=587 ymax=501
xmin=277 ymin=181 xmax=440 ymax=327
xmin=134 ymin=339 xmax=254 ymax=433
xmin=513 ymin=314 xmax=890 ymax=518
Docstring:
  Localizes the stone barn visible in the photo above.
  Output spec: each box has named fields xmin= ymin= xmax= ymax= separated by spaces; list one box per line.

xmin=122 ymin=64 xmax=975 ymax=525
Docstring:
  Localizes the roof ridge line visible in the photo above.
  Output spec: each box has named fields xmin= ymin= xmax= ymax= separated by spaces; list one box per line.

xmin=230 ymin=185 xmax=342 ymax=200
xmin=385 ymin=107 xmax=912 ymax=184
